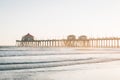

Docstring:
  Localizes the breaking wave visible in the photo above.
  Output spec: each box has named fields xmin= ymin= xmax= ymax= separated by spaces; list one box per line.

xmin=0 ymin=46 xmax=120 ymax=71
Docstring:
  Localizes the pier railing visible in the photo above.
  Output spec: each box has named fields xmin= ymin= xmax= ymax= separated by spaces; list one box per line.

xmin=16 ymin=37 xmax=120 ymax=48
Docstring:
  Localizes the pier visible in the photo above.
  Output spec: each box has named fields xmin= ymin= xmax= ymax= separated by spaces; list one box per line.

xmin=16 ymin=33 xmax=120 ymax=48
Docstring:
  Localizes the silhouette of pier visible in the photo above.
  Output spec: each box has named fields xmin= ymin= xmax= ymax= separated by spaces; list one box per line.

xmin=16 ymin=33 xmax=120 ymax=48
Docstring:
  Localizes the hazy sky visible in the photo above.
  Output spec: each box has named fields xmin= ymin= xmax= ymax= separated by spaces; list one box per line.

xmin=0 ymin=0 xmax=120 ymax=45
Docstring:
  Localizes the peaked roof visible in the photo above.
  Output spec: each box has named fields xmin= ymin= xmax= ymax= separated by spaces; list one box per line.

xmin=23 ymin=33 xmax=34 ymax=37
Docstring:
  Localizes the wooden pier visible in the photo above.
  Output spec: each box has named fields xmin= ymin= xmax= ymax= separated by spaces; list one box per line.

xmin=16 ymin=33 xmax=120 ymax=48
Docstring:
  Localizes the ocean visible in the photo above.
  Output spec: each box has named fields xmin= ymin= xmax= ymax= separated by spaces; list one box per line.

xmin=0 ymin=46 xmax=120 ymax=80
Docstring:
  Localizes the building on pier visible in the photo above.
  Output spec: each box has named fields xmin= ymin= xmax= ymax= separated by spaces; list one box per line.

xmin=67 ymin=35 xmax=76 ymax=40
xmin=16 ymin=33 xmax=120 ymax=48
xmin=22 ymin=33 xmax=34 ymax=41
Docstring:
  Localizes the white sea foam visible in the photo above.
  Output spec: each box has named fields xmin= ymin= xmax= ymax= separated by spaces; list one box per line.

xmin=0 ymin=47 xmax=120 ymax=80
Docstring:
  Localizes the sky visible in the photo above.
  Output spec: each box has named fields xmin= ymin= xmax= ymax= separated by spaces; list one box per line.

xmin=0 ymin=0 xmax=120 ymax=45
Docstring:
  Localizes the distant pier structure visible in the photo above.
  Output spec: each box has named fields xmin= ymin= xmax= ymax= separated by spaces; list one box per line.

xmin=16 ymin=33 xmax=120 ymax=48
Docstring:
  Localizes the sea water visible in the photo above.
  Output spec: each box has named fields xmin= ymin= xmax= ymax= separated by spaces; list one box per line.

xmin=0 ymin=46 xmax=120 ymax=80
